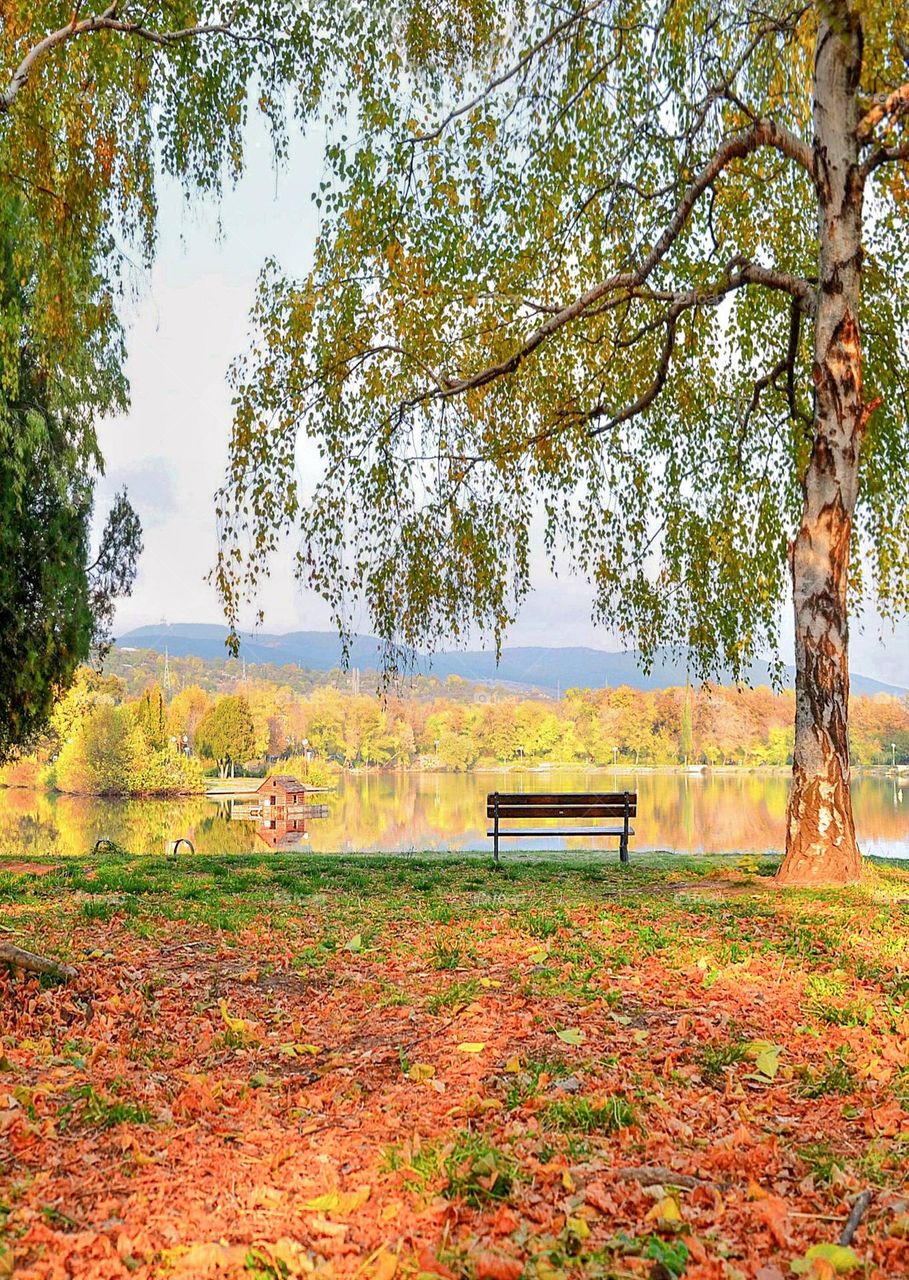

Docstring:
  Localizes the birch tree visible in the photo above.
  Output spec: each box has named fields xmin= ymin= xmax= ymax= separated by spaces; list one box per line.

xmin=220 ymin=0 xmax=909 ymax=885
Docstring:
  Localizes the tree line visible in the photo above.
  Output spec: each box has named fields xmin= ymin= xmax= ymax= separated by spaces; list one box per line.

xmin=1 ymin=667 xmax=906 ymax=796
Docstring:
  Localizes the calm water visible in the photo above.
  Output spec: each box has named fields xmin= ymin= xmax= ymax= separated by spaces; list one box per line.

xmin=1 ymin=770 xmax=908 ymax=861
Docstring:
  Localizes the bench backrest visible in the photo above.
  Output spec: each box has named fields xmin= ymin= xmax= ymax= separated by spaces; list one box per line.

xmin=486 ymin=791 xmax=637 ymax=819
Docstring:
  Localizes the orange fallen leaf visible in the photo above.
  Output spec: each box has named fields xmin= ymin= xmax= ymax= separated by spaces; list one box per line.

xmin=474 ymin=1251 xmax=523 ymax=1280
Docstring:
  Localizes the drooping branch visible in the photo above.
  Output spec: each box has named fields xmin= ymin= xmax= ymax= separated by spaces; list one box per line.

xmin=436 ymin=264 xmax=814 ymax=465
xmin=409 ymin=0 xmax=608 ymax=145
xmin=0 ymin=4 xmax=230 ymax=113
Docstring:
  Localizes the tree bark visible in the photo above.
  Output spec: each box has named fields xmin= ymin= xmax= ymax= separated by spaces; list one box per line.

xmin=0 ymin=941 xmax=77 ymax=980
xmin=777 ymin=4 xmax=867 ymax=887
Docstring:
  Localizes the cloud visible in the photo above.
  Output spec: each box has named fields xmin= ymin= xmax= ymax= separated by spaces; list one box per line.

xmin=96 ymin=457 xmax=179 ymax=530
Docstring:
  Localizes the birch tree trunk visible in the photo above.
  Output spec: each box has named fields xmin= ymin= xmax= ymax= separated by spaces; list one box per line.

xmin=777 ymin=5 xmax=866 ymax=887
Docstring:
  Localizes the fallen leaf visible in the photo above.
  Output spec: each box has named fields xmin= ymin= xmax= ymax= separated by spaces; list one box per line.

xmin=456 ymin=1042 xmax=485 ymax=1054
xmin=300 ymin=1186 xmax=371 ymax=1215
xmin=755 ymin=1195 xmax=791 ymax=1247
xmin=218 ymin=998 xmax=254 ymax=1036
xmin=367 ymin=1247 xmax=398 ymax=1280
xmin=555 ymin=1027 xmax=585 ymax=1045
xmin=474 ymin=1251 xmax=523 ymax=1280
xmin=408 ymin=1063 xmax=436 ymax=1081
xmin=645 ymin=1194 xmax=683 ymax=1224
xmin=790 ymin=1243 xmax=861 ymax=1275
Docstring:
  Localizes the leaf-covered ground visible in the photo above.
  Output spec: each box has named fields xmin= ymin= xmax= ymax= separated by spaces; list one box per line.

xmin=3 ymin=852 xmax=909 ymax=1280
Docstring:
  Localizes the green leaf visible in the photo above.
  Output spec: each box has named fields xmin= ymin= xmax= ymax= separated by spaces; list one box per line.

xmin=556 ymin=1027 xmax=585 ymax=1045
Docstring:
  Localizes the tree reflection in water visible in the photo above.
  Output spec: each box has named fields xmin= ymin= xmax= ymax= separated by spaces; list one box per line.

xmin=0 ymin=771 xmax=907 ymax=859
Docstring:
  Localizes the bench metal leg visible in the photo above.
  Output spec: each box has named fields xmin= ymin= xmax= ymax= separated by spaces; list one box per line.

xmin=493 ymin=792 xmax=500 ymax=865
xmin=620 ymin=790 xmax=630 ymax=864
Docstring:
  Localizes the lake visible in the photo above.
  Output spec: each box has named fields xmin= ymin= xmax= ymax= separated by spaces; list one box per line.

xmin=1 ymin=769 xmax=908 ymax=861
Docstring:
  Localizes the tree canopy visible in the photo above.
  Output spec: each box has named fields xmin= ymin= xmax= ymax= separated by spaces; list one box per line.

xmin=219 ymin=1 xmax=908 ymax=675
xmin=195 ymin=694 xmax=256 ymax=774
xmin=218 ymin=0 xmax=909 ymax=883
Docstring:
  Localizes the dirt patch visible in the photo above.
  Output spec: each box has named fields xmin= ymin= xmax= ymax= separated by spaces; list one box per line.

xmin=0 ymin=861 xmax=60 ymax=876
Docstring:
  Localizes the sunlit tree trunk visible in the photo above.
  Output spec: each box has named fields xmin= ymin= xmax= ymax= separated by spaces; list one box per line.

xmin=778 ymin=5 xmax=867 ymax=887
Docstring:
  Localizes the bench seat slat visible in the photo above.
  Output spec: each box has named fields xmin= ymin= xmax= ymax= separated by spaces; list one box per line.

xmin=487 ymin=805 xmax=636 ymax=819
xmin=489 ymin=792 xmax=636 ymax=805
xmin=487 ymin=827 xmax=634 ymax=838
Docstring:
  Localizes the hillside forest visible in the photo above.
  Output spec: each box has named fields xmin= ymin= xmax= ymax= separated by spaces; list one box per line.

xmin=0 ymin=651 xmax=906 ymax=797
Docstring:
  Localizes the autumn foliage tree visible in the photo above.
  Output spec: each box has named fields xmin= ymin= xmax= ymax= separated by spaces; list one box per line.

xmin=195 ymin=695 xmax=256 ymax=777
xmin=219 ymin=1 xmax=909 ymax=885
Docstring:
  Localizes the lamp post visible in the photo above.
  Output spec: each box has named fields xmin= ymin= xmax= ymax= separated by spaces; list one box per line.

xmin=892 ymin=742 xmax=897 ymax=770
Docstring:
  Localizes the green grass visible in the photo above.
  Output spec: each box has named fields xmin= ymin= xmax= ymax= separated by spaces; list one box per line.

xmin=426 ymin=979 xmax=481 ymax=1013
xmin=697 ymin=1037 xmax=750 ymax=1081
xmin=544 ymin=1094 xmax=635 ymax=1134
xmin=59 ymin=1083 xmax=151 ymax=1130
xmin=796 ymin=1049 xmax=858 ymax=1098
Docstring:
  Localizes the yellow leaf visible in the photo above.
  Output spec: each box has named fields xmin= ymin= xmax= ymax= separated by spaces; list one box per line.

xmin=456 ymin=1042 xmax=485 ymax=1054
xmin=479 ymin=978 xmax=501 ymax=988
xmin=408 ymin=1063 xmax=435 ymax=1082
xmin=504 ymin=1057 xmax=521 ymax=1074
xmin=366 ymin=1247 xmax=398 ymax=1280
xmin=379 ymin=1201 xmax=402 ymax=1223
xmin=645 ymin=1195 xmax=683 ymax=1223
xmin=556 ymin=1027 xmax=585 ymax=1046
xmin=301 ymin=1186 xmax=371 ymax=1215
xmin=218 ymin=999 xmax=255 ymax=1037
xmin=561 ymin=1169 xmax=575 ymax=1192
xmin=566 ymin=1216 xmax=590 ymax=1240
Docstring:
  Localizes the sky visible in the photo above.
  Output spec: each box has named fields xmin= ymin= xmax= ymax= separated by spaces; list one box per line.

xmin=95 ymin=123 xmax=909 ymax=689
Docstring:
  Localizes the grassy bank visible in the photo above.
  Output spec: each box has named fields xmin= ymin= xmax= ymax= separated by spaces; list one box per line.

xmin=3 ymin=852 xmax=909 ymax=1279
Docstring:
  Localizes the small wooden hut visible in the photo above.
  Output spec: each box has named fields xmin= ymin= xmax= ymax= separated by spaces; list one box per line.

xmin=257 ymin=775 xmax=308 ymax=809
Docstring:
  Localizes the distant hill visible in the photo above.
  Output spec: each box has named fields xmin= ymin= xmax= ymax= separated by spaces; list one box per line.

xmin=115 ymin=623 xmax=907 ymax=698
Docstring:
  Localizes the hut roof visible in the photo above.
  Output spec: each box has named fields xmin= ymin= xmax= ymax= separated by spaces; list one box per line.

xmin=258 ymin=775 xmax=307 ymax=793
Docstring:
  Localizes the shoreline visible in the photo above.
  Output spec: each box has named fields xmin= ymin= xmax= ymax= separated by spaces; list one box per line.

xmin=0 ymin=761 xmax=906 ymax=799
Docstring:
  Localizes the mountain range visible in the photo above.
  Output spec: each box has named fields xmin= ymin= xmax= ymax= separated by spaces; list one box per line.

xmin=114 ymin=623 xmax=908 ymax=698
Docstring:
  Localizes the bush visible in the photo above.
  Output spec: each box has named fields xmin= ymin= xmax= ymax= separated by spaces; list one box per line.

xmin=267 ymin=755 xmax=337 ymax=790
xmin=54 ymin=704 xmax=205 ymax=795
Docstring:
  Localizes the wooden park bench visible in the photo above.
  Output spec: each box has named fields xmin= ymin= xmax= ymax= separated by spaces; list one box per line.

xmin=487 ymin=790 xmax=636 ymax=865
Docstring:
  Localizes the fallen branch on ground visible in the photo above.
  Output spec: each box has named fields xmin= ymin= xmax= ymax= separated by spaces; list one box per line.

xmin=615 ymin=1166 xmax=705 ymax=1189
xmin=839 ymin=1188 xmax=873 ymax=1246
xmin=0 ymin=941 xmax=77 ymax=980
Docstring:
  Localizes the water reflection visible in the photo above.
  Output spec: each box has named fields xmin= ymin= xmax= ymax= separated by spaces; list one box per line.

xmin=0 ymin=770 xmax=907 ymax=859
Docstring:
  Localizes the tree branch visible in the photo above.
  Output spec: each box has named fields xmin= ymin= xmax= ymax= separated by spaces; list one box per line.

xmin=862 ymin=141 xmax=909 ymax=175
xmin=408 ymin=0 xmax=608 ymax=145
xmin=588 ymin=312 xmax=679 ymax=437
xmin=429 ymin=118 xmax=814 ymax=403
xmin=857 ymin=82 xmax=909 ymax=144
xmin=0 ymin=5 xmax=230 ymax=113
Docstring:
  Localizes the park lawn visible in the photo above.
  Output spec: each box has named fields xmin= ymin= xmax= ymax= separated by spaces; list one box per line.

xmin=3 ymin=854 xmax=909 ymax=1280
